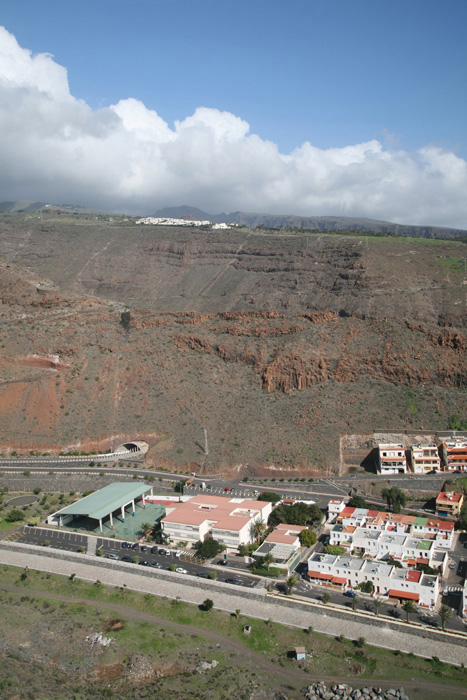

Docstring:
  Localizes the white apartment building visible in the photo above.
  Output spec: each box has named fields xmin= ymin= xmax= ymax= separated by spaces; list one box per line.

xmin=410 ymin=444 xmax=441 ymax=474
xmin=161 ymin=495 xmax=272 ymax=550
xmin=378 ymin=444 xmax=407 ymax=474
xmin=441 ymin=438 xmax=467 ymax=472
xmin=327 ymin=503 xmax=453 ymax=573
xmin=307 ymin=552 xmax=439 ymax=608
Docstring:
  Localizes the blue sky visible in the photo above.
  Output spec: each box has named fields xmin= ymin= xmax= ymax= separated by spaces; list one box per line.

xmin=1 ymin=0 xmax=467 ymax=226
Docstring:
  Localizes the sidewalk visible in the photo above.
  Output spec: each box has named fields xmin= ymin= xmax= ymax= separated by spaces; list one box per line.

xmin=1 ymin=542 xmax=466 ymax=665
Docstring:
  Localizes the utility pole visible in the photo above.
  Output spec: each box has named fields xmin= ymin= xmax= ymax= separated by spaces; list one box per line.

xmin=204 ymin=428 xmax=209 ymax=456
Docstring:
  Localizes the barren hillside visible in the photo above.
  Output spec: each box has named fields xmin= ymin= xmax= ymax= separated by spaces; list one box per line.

xmin=0 ymin=212 xmax=465 ymax=475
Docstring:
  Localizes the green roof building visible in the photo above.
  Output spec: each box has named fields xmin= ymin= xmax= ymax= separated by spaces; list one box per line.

xmin=47 ymin=482 xmax=156 ymax=532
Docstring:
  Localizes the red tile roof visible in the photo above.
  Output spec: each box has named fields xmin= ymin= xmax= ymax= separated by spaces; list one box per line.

xmin=388 ymin=589 xmax=419 ymax=601
xmin=307 ymin=570 xmax=333 ymax=580
xmin=436 ymin=492 xmax=462 ymax=503
xmin=406 ymin=570 xmax=422 ymax=582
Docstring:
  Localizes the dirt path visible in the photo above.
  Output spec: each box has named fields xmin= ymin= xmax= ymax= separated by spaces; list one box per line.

xmin=1 ymin=583 xmax=465 ymax=697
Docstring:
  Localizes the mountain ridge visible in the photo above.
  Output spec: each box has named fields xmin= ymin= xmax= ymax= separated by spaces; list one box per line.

xmin=1 ymin=201 xmax=466 ymax=239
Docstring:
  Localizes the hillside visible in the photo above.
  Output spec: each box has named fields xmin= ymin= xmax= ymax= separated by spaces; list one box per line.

xmin=0 ymin=211 xmax=465 ymax=475
xmin=150 ymin=206 xmax=467 ymax=239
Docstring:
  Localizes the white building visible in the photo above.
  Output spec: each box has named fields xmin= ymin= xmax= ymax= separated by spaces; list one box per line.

xmin=327 ymin=505 xmax=452 ymax=574
xmin=161 ymin=495 xmax=272 ymax=551
xmin=378 ymin=444 xmax=407 ymax=474
xmin=307 ymin=552 xmax=439 ymax=609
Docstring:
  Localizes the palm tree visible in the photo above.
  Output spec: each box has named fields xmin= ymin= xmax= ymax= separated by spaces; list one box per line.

xmin=264 ymin=552 xmax=275 ymax=572
xmin=287 ymin=575 xmax=299 ymax=594
xmin=351 ymin=595 xmax=360 ymax=611
xmin=141 ymin=522 xmax=152 ymax=535
xmin=373 ymin=596 xmax=384 ymax=617
xmin=250 ymin=518 xmax=266 ymax=545
xmin=401 ymin=599 xmax=417 ymax=623
xmin=322 ymin=591 xmax=332 ymax=605
xmin=439 ymin=604 xmax=452 ymax=631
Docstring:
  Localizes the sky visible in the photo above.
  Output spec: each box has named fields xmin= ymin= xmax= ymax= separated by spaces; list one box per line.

xmin=1 ymin=0 xmax=467 ymax=228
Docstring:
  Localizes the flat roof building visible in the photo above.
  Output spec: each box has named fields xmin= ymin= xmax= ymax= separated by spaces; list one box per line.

xmin=441 ymin=439 xmax=467 ymax=472
xmin=411 ymin=444 xmax=440 ymax=474
xmin=436 ymin=491 xmax=464 ymax=517
xmin=378 ymin=444 xmax=407 ymax=475
xmin=161 ymin=495 xmax=272 ymax=550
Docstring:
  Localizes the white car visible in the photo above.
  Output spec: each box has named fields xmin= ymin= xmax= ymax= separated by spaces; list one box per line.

xmin=175 ymin=550 xmax=181 ymax=557
xmin=175 ymin=567 xmax=188 ymax=574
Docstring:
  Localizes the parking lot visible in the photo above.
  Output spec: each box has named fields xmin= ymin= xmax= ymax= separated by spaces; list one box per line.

xmin=4 ymin=526 xmax=258 ymax=588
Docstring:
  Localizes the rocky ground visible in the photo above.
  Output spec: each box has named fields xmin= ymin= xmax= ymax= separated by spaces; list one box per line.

xmin=303 ymin=684 xmax=410 ymax=700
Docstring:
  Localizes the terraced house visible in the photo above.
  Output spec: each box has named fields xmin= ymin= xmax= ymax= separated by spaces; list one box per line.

xmin=327 ymin=503 xmax=453 ymax=573
xmin=307 ymin=553 xmax=439 ymax=609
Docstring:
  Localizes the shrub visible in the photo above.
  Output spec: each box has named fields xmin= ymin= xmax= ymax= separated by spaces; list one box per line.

xmin=7 ymin=509 xmax=24 ymax=522
xmin=202 ymin=598 xmax=214 ymax=612
xmin=194 ymin=538 xmax=225 ymax=558
xmin=257 ymin=492 xmax=281 ymax=503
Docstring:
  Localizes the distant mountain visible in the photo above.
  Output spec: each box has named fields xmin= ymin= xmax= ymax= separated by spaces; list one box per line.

xmin=150 ymin=206 xmax=467 ymax=239
xmin=0 ymin=201 xmax=112 ymax=215
xmin=3 ymin=201 xmax=466 ymax=239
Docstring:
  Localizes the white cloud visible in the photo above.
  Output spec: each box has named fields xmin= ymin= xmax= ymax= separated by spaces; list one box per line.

xmin=0 ymin=25 xmax=466 ymax=229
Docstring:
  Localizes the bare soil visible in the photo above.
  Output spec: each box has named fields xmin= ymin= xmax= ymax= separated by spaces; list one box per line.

xmin=0 ymin=213 xmax=465 ymax=475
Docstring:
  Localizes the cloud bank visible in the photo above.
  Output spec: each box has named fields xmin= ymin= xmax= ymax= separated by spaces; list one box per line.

xmin=1 ymin=26 xmax=467 ymax=228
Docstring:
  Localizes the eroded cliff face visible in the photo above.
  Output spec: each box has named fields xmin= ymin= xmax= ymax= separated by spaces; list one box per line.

xmin=0 ymin=216 xmax=466 ymax=473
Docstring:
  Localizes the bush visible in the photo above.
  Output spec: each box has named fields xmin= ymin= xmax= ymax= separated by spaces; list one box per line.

xmin=7 ymin=509 xmax=24 ymax=522
xmin=269 ymin=502 xmax=323 ymax=527
xmin=299 ymin=529 xmax=317 ymax=547
xmin=194 ymin=538 xmax=225 ymax=558
xmin=359 ymin=580 xmax=374 ymax=594
xmin=257 ymin=492 xmax=281 ymax=503
xmin=324 ymin=544 xmax=346 ymax=556
xmin=202 ymin=598 xmax=214 ymax=611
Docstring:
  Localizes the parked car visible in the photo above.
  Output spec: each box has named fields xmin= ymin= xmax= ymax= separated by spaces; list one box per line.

xmin=138 ymin=560 xmax=150 ymax=567
xmin=151 ymin=546 xmax=159 ymax=554
xmin=343 ymin=590 xmax=357 ymax=598
xmin=121 ymin=541 xmax=128 ymax=548
xmin=197 ymin=572 xmax=210 ymax=578
xmin=449 ymin=561 xmax=457 ymax=570
xmin=175 ymin=567 xmax=188 ymax=574
xmin=226 ymin=577 xmax=241 ymax=585
xmin=140 ymin=545 xmax=147 ymax=552
xmin=131 ymin=542 xmax=139 ymax=550
xmin=122 ymin=555 xmax=133 ymax=563
xmin=218 ymin=559 xmax=227 ymax=566
xmin=149 ymin=561 xmax=162 ymax=569
xmin=175 ymin=550 xmax=181 ymax=557
xmin=224 ymin=487 xmax=231 ymax=492
xmin=107 ymin=553 xmax=119 ymax=560
xmin=165 ymin=549 xmax=172 ymax=555
xmin=206 ymin=485 xmax=212 ymax=491
xmin=158 ymin=548 xmax=166 ymax=555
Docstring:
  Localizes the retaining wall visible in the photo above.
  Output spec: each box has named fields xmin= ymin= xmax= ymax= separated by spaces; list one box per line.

xmin=1 ymin=541 xmax=465 ymax=650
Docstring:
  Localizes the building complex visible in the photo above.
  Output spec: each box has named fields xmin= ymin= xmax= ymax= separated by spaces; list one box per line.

xmin=161 ymin=495 xmax=272 ymax=550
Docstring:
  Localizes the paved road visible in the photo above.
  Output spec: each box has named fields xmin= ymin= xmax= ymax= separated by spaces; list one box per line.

xmin=1 ymin=542 xmax=466 ymax=666
xmin=5 ymin=525 xmax=467 ymax=634
xmin=4 ymin=526 xmax=258 ymax=588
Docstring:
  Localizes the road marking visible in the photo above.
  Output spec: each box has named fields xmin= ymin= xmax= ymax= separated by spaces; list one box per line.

xmin=4 ymin=530 xmax=25 ymax=542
